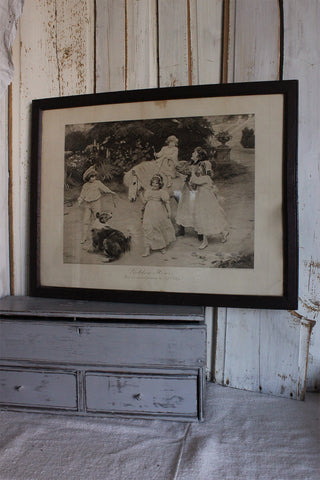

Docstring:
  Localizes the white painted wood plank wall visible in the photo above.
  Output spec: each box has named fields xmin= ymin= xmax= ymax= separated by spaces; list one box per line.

xmin=282 ymin=0 xmax=320 ymax=390
xmin=0 ymin=91 xmax=10 ymax=297
xmin=11 ymin=0 xmax=95 ymax=294
xmin=4 ymin=0 xmax=319 ymax=397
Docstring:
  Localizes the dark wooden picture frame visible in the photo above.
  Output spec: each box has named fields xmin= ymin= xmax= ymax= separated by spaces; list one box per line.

xmin=29 ymin=80 xmax=298 ymax=309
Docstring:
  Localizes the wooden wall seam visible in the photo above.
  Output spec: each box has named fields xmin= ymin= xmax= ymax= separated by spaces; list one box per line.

xmin=8 ymin=82 xmax=15 ymax=295
xmin=278 ymin=0 xmax=284 ymax=80
xmin=221 ymin=0 xmax=230 ymax=83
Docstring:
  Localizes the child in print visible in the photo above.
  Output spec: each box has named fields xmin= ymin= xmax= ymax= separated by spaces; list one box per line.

xmin=78 ymin=166 xmax=117 ymax=244
xmin=175 ymin=146 xmax=207 ymax=236
xmin=142 ymin=174 xmax=176 ymax=257
xmin=190 ymin=161 xmax=229 ymax=249
xmin=154 ymin=135 xmax=179 ymax=187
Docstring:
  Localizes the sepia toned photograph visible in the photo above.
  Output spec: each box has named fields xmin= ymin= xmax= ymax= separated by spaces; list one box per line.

xmin=30 ymin=81 xmax=298 ymax=308
xmin=63 ymin=114 xmax=255 ymax=270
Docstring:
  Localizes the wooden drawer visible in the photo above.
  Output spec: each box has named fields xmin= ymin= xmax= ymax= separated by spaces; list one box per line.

xmin=0 ymin=321 xmax=206 ymax=368
xmin=85 ymin=372 xmax=198 ymax=418
xmin=0 ymin=369 xmax=77 ymax=410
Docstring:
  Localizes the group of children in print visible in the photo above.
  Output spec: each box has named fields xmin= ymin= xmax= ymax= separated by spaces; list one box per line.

xmin=78 ymin=135 xmax=229 ymax=259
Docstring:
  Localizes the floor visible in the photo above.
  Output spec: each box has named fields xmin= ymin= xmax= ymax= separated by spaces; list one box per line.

xmin=0 ymin=383 xmax=319 ymax=480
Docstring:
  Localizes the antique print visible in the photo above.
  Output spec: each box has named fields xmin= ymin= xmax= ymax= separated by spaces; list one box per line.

xmin=63 ymin=114 xmax=255 ymax=270
xmin=31 ymin=82 xmax=298 ymax=307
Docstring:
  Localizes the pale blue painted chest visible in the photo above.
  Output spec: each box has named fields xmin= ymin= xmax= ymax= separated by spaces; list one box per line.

xmin=0 ymin=296 xmax=206 ymax=421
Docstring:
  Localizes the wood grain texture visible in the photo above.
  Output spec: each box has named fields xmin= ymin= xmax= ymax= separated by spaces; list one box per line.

xmin=0 ymin=368 xmax=77 ymax=409
xmin=229 ymin=0 xmax=280 ymax=82
xmin=158 ymin=0 xmax=189 ymax=86
xmin=223 ymin=309 xmax=260 ymax=391
xmin=190 ymin=0 xmax=223 ymax=84
xmin=0 ymin=295 xmax=205 ymax=321
xmin=0 ymin=91 xmax=10 ymax=297
xmin=85 ymin=372 xmax=198 ymax=415
xmin=126 ymin=0 xmax=158 ymax=89
xmin=282 ymin=0 xmax=320 ymax=390
xmin=214 ymin=307 xmax=227 ymax=383
xmin=53 ymin=0 xmax=95 ymax=96
xmin=259 ymin=310 xmax=301 ymax=397
xmin=0 ymin=320 xmax=206 ymax=367
xmin=96 ymin=0 xmax=158 ymax=92
xmin=95 ymin=0 xmax=126 ymax=92
xmin=10 ymin=0 xmax=95 ymax=295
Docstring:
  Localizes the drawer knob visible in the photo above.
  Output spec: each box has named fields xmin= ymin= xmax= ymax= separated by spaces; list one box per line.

xmin=14 ymin=385 xmax=23 ymax=391
xmin=134 ymin=393 xmax=142 ymax=401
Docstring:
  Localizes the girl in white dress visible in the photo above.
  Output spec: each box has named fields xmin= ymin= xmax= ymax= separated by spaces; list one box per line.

xmin=141 ymin=174 xmax=176 ymax=257
xmin=190 ymin=161 xmax=229 ymax=249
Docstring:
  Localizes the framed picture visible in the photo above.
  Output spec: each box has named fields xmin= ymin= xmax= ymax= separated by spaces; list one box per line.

xmin=30 ymin=80 xmax=298 ymax=309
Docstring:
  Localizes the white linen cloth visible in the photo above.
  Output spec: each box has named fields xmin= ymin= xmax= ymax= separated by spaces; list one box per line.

xmin=0 ymin=383 xmax=319 ymax=480
xmin=0 ymin=0 xmax=24 ymax=97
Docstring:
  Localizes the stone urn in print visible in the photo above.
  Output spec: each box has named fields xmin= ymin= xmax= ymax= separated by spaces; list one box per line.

xmin=215 ymin=130 xmax=232 ymax=163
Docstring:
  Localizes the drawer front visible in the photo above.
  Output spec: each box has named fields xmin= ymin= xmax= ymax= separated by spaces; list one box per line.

xmin=0 ymin=321 xmax=206 ymax=368
xmin=0 ymin=369 xmax=77 ymax=409
xmin=85 ymin=372 xmax=198 ymax=417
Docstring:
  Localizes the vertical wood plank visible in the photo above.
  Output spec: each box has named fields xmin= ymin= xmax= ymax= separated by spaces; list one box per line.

xmin=54 ymin=0 xmax=95 ymax=96
xmin=282 ymin=0 xmax=320 ymax=391
xmin=214 ymin=307 xmax=227 ymax=383
xmin=158 ymin=0 xmax=189 ymax=87
xmin=298 ymin=318 xmax=316 ymax=398
xmin=95 ymin=0 xmax=126 ymax=92
xmin=259 ymin=311 xmax=300 ymax=397
xmin=126 ymin=0 xmax=158 ymax=90
xmin=190 ymin=0 xmax=223 ymax=84
xmin=231 ymin=0 xmax=280 ymax=82
xmin=224 ymin=309 xmax=261 ymax=391
xmin=96 ymin=0 xmax=158 ymax=92
xmin=11 ymin=0 xmax=95 ymax=294
xmin=0 ymin=91 xmax=10 ymax=297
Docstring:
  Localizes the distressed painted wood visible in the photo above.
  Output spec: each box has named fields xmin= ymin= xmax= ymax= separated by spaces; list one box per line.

xmin=126 ymin=0 xmax=158 ymax=90
xmin=95 ymin=0 xmax=126 ymax=92
xmin=11 ymin=0 xmax=95 ymax=295
xmin=189 ymin=0 xmax=223 ymax=84
xmin=85 ymin=372 xmax=198 ymax=416
xmin=282 ymin=0 xmax=320 ymax=391
xmin=96 ymin=0 xmax=157 ymax=92
xmin=0 ymin=368 xmax=77 ymax=409
xmin=214 ymin=307 xmax=226 ymax=384
xmin=0 ymin=319 xmax=206 ymax=367
xmin=0 ymin=307 xmax=205 ymax=421
xmin=214 ymin=0 xmax=315 ymax=399
xmin=158 ymin=0 xmax=189 ymax=86
xmin=0 ymin=295 xmax=205 ymax=321
xmin=229 ymin=0 xmax=280 ymax=82
xmin=0 ymin=91 xmax=10 ymax=297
